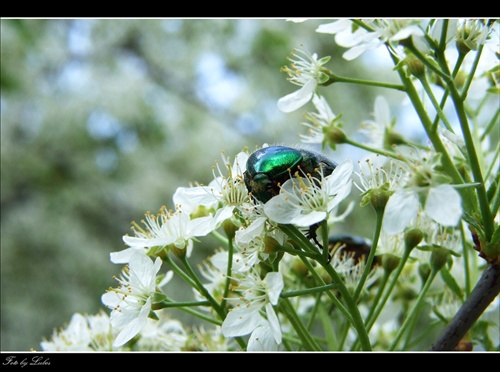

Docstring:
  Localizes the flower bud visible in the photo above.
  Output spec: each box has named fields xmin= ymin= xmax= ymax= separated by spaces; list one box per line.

xmin=263 ymin=235 xmax=280 ymax=254
xmin=418 ymin=262 xmax=431 ymax=283
xmin=370 ymin=188 xmax=391 ymax=213
xmin=325 ymin=126 xmax=347 ymax=145
xmin=171 ymin=245 xmax=187 ymax=259
xmin=404 ymin=228 xmax=424 ymax=252
xmin=430 ymin=247 xmax=450 ymax=272
xmin=406 ymin=54 xmax=425 ymax=78
xmin=381 ymin=253 xmax=400 ymax=273
xmin=292 ymin=259 xmax=309 ymax=277
xmin=383 ymin=130 xmax=406 ymax=149
xmin=456 ymin=40 xmax=471 ymax=55
xmin=222 ymin=219 xmax=238 ymax=240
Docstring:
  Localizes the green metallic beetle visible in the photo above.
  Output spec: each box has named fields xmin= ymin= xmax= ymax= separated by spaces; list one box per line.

xmin=244 ymin=145 xmax=338 ymax=255
xmin=243 ymin=145 xmax=337 ymax=204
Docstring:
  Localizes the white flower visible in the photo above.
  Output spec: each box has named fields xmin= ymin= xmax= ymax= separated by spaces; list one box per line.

xmin=381 ymin=147 xmax=462 ymax=234
xmin=196 ymin=250 xmax=245 ymax=304
xmin=40 ymin=311 xmax=117 ymax=351
xmin=359 ymin=95 xmax=400 ymax=149
xmin=222 ymin=270 xmax=283 ymax=348
xmin=264 ymin=159 xmax=353 ymax=226
xmin=134 ymin=315 xmax=187 ymax=351
xmin=317 ymin=19 xmax=424 ymax=60
xmin=354 ymin=154 xmax=408 ymax=197
xmin=330 ymin=247 xmax=380 ymax=292
xmin=113 ymin=207 xmax=214 ymax=263
xmin=40 ymin=313 xmax=92 ymax=351
xmin=455 ymin=19 xmax=491 ymax=52
xmin=173 ymin=150 xmax=252 ymax=228
xmin=300 ymin=93 xmax=339 ymax=144
xmin=234 ymin=216 xmax=287 ymax=271
xmin=277 ymin=48 xmax=331 ymax=113
xmin=101 ymin=251 xmax=167 ymax=347
xmin=247 ymin=321 xmax=281 ymax=351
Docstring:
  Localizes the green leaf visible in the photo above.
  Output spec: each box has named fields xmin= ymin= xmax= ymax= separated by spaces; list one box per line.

xmin=439 ymin=267 xmax=464 ymax=301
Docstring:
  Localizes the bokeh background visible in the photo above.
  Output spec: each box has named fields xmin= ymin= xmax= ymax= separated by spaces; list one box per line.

xmin=1 ymin=18 xmax=434 ymax=351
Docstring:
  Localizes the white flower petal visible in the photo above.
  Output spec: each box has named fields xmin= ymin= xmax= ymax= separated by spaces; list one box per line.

xmin=326 ymin=181 xmax=352 ymax=212
xmin=235 ymin=217 xmax=266 ymax=244
xmin=277 ymin=79 xmax=317 ymax=113
xmin=173 ymin=185 xmax=218 ymax=213
xmin=325 ymin=159 xmax=353 ymax=194
xmin=187 ymin=215 xmax=216 ymax=237
xmin=265 ymin=303 xmax=282 ymax=344
xmin=221 ymin=305 xmax=261 ymax=337
xmin=425 ymin=185 xmax=462 ymax=226
xmin=264 ymin=272 xmax=284 ymax=305
xmin=383 ymin=190 xmax=420 ymax=234
xmin=110 ymin=247 xmax=141 ymax=264
xmin=122 ymin=235 xmax=174 ymax=249
xmin=247 ymin=324 xmax=279 ymax=351
xmin=112 ymin=297 xmax=151 ymax=347
xmin=315 ymin=19 xmax=351 ymax=34
xmin=292 ymin=210 xmax=327 ymax=227
xmin=391 ymin=25 xmax=424 ymax=41
xmin=263 ymin=194 xmax=302 ymax=224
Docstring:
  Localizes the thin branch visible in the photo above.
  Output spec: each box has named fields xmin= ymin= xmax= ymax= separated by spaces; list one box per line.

xmin=429 ymin=263 xmax=500 ymax=351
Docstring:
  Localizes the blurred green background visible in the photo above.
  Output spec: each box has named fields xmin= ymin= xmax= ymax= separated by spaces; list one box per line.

xmin=1 ymin=18 xmax=403 ymax=351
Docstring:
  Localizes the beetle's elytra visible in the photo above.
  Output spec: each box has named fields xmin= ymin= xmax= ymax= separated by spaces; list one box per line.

xmin=243 ymin=145 xmax=337 ymax=203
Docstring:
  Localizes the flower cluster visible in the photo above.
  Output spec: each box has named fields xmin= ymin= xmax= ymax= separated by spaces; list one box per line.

xmin=41 ymin=19 xmax=499 ymax=352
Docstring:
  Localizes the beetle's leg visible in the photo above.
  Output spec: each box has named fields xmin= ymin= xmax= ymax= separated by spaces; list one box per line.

xmin=307 ymin=223 xmax=332 ymax=262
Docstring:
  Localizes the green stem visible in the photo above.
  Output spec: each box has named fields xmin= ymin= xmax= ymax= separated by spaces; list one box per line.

xmin=324 ymin=72 xmax=406 ymax=91
xmin=281 ymin=283 xmax=338 ymax=298
xmin=321 ymin=262 xmax=372 ymax=351
xmin=221 ymin=236 xmax=235 ymax=310
xmin=279 ymin=224 xmax=319 ymax=255
xmin=350 ymin=269 xmax=391 ymax=351
xmin=154 ymin=299 xmax=210 ymax=308
xmin=393 ymin=57 xmax=475 ymax=213
xmin=460 ymin=223 xmax=472 ymax=297
xmin=430 ymin=52 xmax=465 ymax=131
xmin=298 ymin=255 xmax=351 ymax=322
xmin=353 ymin=207 xmax=383 ymax=301
xmin=178 ymin=255 xmax=226 ymax=320
xmin=365 ymin=247 xmax=412 ymax=332
xmin=153 ymin=299 xmax=222 ymax=325
xmin=490 ymin=173 xmax=500 ymax=220
xmin=210 ymin=230 xmax=229 ymax=245
xmin=318 ymin=300 xmax=337 ymax=350
xmin=432 ymin=38 xmax=493 ymax=239
xmin=447 ymin=77 xmax=494 ymax=240
xmin=460 ymin=44 xmax=484 ymax=101
xmin=162 ymin=254 xmax=200 ymax=291
xmin=480 ymin=107 xmax=500 ymax=141
xmin=389 ymin=268 xmax=439 ymax=351
xmin=343 ymin=138 xmax=404 ymax=160
xmin=278 ymin=243 xmax=322 ymax=261
xmin=280 ymin=223 xmax=372 ymax=350
xmin=178 ymin=255 xmax=247 ymax=350
xmin=320 ymin=219 xmax=330 ymax=263
xmin=418 ymin=74 xmax=454 ymax=132
xmin=280 ymin=297 xmax=322 ymax=351
xmin=405 ymin=43 xmax=450 ymax=82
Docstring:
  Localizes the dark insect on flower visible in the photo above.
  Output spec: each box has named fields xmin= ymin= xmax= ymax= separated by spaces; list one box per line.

xmin=244 ymin=145 xmax=337 ymax=203
xmin=244 ymin=145 xmax=337 ymax=252
xmin=328 ymin=234 xmax=379 ymax=269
